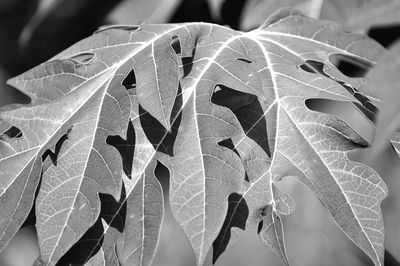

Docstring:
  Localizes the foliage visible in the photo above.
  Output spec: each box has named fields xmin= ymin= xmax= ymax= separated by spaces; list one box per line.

xmin=364 ymin=40 xmax=400 ymax=158
xmin=235 ymin=0 xmax=400 ymax=31
xmin=1 ymin=3 xmax=400 ymax=266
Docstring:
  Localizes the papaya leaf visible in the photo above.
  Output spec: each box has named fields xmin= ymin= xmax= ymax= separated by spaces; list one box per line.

xmin=0 ymin=8 xmax=388 ymax=266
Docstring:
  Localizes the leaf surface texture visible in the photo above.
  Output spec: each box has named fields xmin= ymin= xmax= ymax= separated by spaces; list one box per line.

xmin=0 ymin=8 xmax=388 ymax=266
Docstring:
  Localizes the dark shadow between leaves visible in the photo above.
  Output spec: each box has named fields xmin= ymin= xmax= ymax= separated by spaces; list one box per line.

xmin=106 ymin=120 xmax=135 ymax=179
xmin=0 ymin=125 xmax=23 ymax=140
xmin=257 ymin=220 xmax=263 ymax=234
xmin=121 ymin=69 xmax=136 ymax=91
xmin=299 ymin=59 xmax=377 ymax=122
xmin=305 ymin=98 xmax=373 ymax=145
xmin=256 ymin=205 xmax=271 ymax=234
xmin=218 ymin=138 xmax=240 ymax=157
xmin=220 ymin=0 xmax=247 ymax=30
xmin=41 ymin=126 xmax=72 ymax=166
xmin=336 ymin=81 xmax=377 ymax=121
xmin=329 ymin=54 xmax=372 ymax=78
xmin=212 ymin=193 xmax=248 ymax=264
xmin=211 ymin=85 xmax=271 ymax=156
xmin=57 ymin=186 xmax=127 ymax=265
xmin=154 ymin=160 xmax=170 ymax=194
xmin=170 ymin=35 xmax=181 ymax=55
xmin=217 ymin=138 xmax=249 ymax=182
xmin=140 ymin=84 xmax=182 ymax=156
xmin=170 ymin=0 xmax=213 ymax=24
xmin=182 ymin=56 xmax=194 ymax=78
xmin=211 ymin=84 xmax=256 ymax=112
xmin=299 ymin=60 xmax=326 ymax=76
xmin=385 ymin=250 xmax=400 ymax=266
xmin=21 ymin=169 xmax=43 ymax=228
xmin=368 ymin=25 xmax=400 ymax=48
xmin=0 ymin=83 xmax=32 ymax=106
xmin=56 ymin=214 xmax=105 ymax=265
xmin=99 ymin=190 xmax=126 ymax=233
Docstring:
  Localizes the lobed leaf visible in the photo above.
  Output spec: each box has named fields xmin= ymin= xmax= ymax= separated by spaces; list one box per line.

xmin=0 ymin=8 xmax=388 ymax=266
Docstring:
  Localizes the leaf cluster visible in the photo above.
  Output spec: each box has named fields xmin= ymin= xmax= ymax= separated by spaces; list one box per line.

xmin=1 ymin=1 xmax=400 ymax=266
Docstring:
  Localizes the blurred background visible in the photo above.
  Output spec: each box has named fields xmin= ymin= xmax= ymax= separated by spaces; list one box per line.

xmin=0 ymin=0 xmax=399 ymax=265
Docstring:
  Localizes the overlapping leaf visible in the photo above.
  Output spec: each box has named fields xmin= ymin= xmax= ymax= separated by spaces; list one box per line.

xmin=238 ymin=0 xmax=400 ymax=32
xmin=343 ymin=0 xmax=400 ymax=32
xmin=0 ymin=8 xmax=388 ymax=266
xmin=364 ymin=40 xmax=400 ymax=158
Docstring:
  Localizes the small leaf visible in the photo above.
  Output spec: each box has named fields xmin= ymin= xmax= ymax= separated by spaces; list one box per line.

xmin=135 ymin=34 xmax=181 ymax=131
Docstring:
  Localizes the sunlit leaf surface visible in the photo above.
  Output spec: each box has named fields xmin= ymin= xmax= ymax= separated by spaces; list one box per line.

xmin=0 ymin=8 xmax=387 ymax=266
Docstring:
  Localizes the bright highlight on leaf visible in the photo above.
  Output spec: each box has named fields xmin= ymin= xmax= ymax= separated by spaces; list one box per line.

xmin=0 ymin=8 xmax=388 ymax=266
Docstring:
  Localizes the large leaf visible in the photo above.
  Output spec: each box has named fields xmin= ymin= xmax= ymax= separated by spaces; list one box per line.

xmin=0 ymin=8 xmax=388 ymax=266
